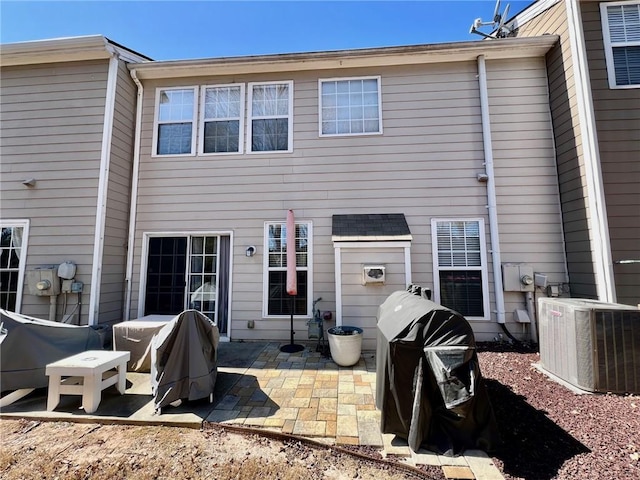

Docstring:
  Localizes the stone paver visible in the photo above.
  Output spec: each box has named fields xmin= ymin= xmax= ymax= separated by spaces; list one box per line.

xmin=204 ymin=342 xmax=503 ymax=480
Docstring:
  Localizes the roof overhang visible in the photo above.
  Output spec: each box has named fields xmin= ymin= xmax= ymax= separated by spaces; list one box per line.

xmin=130 ymin=36 xmax=559 ymax=80
xmin=332 ymin=214 xmax=413 ymax=242
xmin=0 ymin=35 xmax=151 ymax=67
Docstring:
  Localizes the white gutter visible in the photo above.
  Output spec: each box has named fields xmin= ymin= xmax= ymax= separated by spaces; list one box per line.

xmin=89 ymin=50 xmax=119 ymax=326
xmin=124 ymin=69 xmax=144 ymax=322
xmin=477 ymin=55 xmax=506 ymax=324
xmin=565 ymin=0 xmax=615 ymax=302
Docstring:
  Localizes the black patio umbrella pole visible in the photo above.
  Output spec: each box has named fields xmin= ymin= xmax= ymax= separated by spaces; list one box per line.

xmin=281 ymin=293 xmax=304 ymax=353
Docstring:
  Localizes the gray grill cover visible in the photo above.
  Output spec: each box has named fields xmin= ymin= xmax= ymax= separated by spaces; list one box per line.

xmin=150 ymin=310 xmax=219 ymax=411
xmin=376 ymin=290 xmax=499 ymax=455
xmin=0 ymin=309 xmax=103 ymax=391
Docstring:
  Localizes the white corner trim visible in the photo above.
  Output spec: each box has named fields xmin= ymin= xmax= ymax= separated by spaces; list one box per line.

xmin=565 ymin=0 xmax=616 ymax=302
xmin=334 ymin=246 xmax=343 ymax=327
xmin=89 ymin=54 xmax=119 ymax=326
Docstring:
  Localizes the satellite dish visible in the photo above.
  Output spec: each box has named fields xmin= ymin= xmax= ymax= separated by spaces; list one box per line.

xmin=469 ymin=0 xmax=514 ymax=39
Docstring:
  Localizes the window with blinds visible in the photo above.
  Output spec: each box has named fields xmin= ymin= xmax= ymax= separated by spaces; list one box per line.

xmin=601 ymin=1 xmax=640 ymax=88
xmin=431 ymin=219 xmax=489 ymax=319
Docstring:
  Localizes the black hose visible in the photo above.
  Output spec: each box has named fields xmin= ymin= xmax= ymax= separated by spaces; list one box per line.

xmin=203 ymin=421 xmax=433 ymax=479
xmin=500 ymin=322 xmax=523 ymax=347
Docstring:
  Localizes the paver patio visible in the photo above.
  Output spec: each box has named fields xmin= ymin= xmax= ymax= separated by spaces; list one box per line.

xmin=0 ymin=341 xmax=504 ymax=479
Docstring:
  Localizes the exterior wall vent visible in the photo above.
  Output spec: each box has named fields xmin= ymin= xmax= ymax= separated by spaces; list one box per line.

xmin=362 ymin=265 xmax=386 ymax=285
xmin=538 ymin=297 xmax=640 ymax=394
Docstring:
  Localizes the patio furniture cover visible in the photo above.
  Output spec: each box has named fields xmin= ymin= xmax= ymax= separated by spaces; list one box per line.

xmin=376 ymin=289 xmax=499 ymax=455
xmin=150 ymin=310 xmax=220 ymax=411
xmin=0 ymin=309 xmax=103 ymax=391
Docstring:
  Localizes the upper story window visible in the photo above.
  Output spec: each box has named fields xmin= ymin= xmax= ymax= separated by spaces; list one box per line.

xmin=601 ymin=1 xmax=640 ymax=88
xmin=319 ymin=76 xmax=382 ymax=136
xmin=154 ymin=87 xmax=198 ymax=156
xmin=431 ymin=219 xmax=490 ymax=320
xmin=248 ymin=81 xmax=293 ymax=152
xmin=200 ymin=85 xmax=245 ymax=154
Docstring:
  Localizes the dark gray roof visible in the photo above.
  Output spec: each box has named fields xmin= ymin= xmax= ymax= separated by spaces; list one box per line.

xmin=332 ymin=214 xmax=412 ymax=241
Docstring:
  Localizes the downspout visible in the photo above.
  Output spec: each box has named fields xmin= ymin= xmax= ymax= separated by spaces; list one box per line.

xmin=124 ymin=69 xmax=143 ymax=322
xmin=565 ymin=0 xmax=615 ymax=302
xmin=88 ymin=49 xmax=119 ymax=326
xmin=477 ymin=55 xmax=506 ymax=325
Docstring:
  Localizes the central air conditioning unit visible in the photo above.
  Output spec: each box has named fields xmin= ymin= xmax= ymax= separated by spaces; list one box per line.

xmin=538 ymin=297 xmax=640 ymax=394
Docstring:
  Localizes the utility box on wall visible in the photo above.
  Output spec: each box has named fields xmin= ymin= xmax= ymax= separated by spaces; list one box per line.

xmin=502 ymin=263 xmax=534 ymax=292
xmin=26 ymin=266 xmax=61 ymax=296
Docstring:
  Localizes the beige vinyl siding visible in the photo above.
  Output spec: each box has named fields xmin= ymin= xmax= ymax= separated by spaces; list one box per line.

xmin=515 ymin=1 xmax=599 ymax=299
xmin=98 ymin=59 xmax=137 ymax=324
xmin=581 ymin=1 xmax=640 ymax=306
xmin=0 ymin=60 xmax=109 ymax=322
xmin=130 ymin=56 xmax=564 ymax=342
xmin=339 ymin=247 xmax=407 ymax=350
xmin=487 ymin=57 xmax=565 ymax=330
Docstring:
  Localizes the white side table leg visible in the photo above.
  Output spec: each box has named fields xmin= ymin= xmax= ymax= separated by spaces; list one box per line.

xmin=116 ymin=361 xmax=127 ymax=394
xmin=83 ymin=373 xmax=101 ymax=414
xmin=47 ymin=375 xmax=61 ymax=411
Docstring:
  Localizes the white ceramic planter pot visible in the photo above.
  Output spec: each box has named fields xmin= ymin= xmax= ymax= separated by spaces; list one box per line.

xmin=327 ymin=326 xmax=363 ymax=367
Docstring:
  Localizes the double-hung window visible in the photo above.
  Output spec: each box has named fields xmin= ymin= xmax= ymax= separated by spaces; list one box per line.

xmin=319 ymin=77 xmax=382 ymax=136
xmin=264 ymin=221 xmax=311 ymax=317
xmin=200 ymin=84 xmax=244 ymax=154
xmin=431 ymin=219 xmax=489 ymax=319
xmin=154 ymin=87 xmax=198 ymax=155
xmin=601 ymin=1 xmax=640 ymax=88
xmin=248 ymin=81 xmax=293 ymax=152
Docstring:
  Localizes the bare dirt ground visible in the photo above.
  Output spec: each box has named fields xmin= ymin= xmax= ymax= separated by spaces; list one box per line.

xmin=0 ymin=419 xmax=438 ymax=480
xmin=1 ymin=345 xmax=639 ymax=479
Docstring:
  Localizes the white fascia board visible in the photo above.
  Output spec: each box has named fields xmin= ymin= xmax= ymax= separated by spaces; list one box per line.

xmin=511 ymin=0 xmax=563 ymax=31
xmin=131 ymin=36 xmax=559 ymax=80
xmin=0 ymin=35 xmax=149 ymax=66
xmin=332 ymin=241 xmax=412 ymax=249
xmin=331 ymin=235 xmax=413 ymax=242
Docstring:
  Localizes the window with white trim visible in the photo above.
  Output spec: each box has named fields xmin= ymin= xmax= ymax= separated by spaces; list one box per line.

xmin=264 ymin=221 xmax=310 ymax=316
xmin=154 ymin=87 xmax=197 ymax=155
xmin=200 ymin=84 xmax=244 ymax=154
xmin=319 ymin=77 xmax=382 ymax=136
xmin=248 ymin=81 xmax=293 ymax=152
xmin=601 ymin=1 xmax=640 ymax=88
xmin=1 ymin=221 xmax=28 ymax=312
xmin=431 ymin=219 xmax=489 ymax=319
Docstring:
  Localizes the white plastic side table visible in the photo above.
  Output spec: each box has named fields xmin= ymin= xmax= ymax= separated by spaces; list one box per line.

xmin=45 ymin=350 xmax=130 ymax=414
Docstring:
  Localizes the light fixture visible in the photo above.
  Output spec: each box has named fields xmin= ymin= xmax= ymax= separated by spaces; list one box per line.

xmin=246 ymin=246 xmax=256 ymax=257
xmin=22 ymin=178 xmax=37 ymax=187
xmin=476 ymin=173 xmax=489 ymax=183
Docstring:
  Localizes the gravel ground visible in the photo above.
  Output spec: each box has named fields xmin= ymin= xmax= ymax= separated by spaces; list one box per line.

xmin=477 ymin=344 xmax=640 ymax=480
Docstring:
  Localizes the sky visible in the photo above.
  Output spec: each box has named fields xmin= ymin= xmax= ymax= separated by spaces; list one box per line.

xmin=0 ymin=0 xmax=533 ymax=61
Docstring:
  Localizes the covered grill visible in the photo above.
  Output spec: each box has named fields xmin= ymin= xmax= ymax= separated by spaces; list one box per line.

xmin=376 ymin=287 xmax=499 ymax=455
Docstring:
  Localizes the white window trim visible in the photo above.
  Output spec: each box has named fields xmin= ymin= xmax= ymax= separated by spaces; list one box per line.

xmin=262 ymin=220 xmax=313 ymax=318
xmin=137 ymin=230 xmax=234 ymax=338
xmin=247 ymin=80 xmax=294 ymax=154
xmin=198 ymin=83 xmax=245 ymax=156
xmin=430 ymin=218 xmax=490 ymax=321
xmin=318 ymin=75 xmax=383 ymax=137
xmin=152 ymin=86 xmax=199 ymax=157
xmin=0 ymin=219 xmax=30 ymax=313
xmin=600 ymin=0 xmax=640 ymax=89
